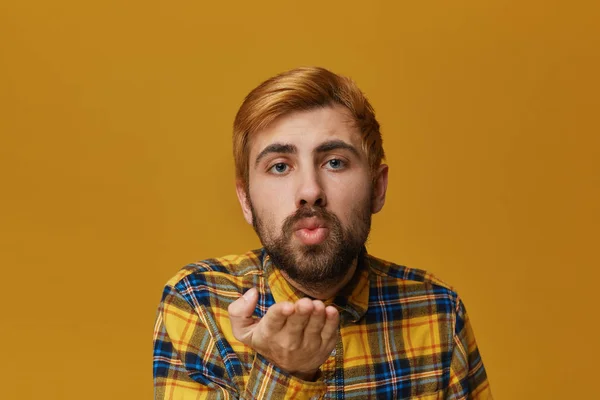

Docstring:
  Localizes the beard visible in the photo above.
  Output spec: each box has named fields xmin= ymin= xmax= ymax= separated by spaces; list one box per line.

xmin=250 ymin=199 xmax=372 ymax=293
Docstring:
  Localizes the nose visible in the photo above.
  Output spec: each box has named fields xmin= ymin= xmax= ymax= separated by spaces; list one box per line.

xmin=295 ymin=168 xmax=327 ymax=208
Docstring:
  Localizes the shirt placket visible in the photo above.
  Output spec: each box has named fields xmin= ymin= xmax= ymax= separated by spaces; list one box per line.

xmin=322 ymin=327 xmax=345 ymax=399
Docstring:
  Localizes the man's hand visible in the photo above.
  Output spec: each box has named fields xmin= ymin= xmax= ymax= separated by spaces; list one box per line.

xmin=228 ymin=288 xmax=340 ymax=381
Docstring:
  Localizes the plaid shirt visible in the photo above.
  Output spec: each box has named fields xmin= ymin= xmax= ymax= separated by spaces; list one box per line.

xmin=153 ymin=249 xmax=492 ymax=399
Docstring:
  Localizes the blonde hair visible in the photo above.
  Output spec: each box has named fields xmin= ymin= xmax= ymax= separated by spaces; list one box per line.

xmin=233 ymin=66 xmax=384 ymax=184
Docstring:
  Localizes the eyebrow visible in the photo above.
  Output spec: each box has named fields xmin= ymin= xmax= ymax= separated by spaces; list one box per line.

xmin=253 ymin=139 xmax=360 ymax=168
xmin=314 ymin=140 xmax=360 ymax=157
xmin=254 ymin=143 xmax=297 ymax=167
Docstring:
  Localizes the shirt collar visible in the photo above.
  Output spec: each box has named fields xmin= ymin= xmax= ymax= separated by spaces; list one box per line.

xmin=261 ymin=248 xmax=370 ymax=324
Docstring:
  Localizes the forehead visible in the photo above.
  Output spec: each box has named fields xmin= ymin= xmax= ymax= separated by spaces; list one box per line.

xmin=249 ymin=105 xmax=363 ymax=157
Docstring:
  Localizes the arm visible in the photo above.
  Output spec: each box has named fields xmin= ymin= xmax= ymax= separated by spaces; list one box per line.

xmin=153 ymin=285 xmax=236 ymax=399
xmin=153 ymin=284 xmax=336 ymax=399
xmin=446 ymin=299 xmax=493 ymax=400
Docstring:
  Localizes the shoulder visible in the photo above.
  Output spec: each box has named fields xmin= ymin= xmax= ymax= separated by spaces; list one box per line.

xmin=365 ymin=253 xmax=461 ymax=309
xmin=161 ymin=249 xmax=264 ymax=305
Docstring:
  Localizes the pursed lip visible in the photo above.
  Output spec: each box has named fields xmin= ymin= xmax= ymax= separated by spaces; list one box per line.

xmin=294 ymin=217 xmax=328 ymax=231
xmin=293 ymin=218 xmax=330 ymax=245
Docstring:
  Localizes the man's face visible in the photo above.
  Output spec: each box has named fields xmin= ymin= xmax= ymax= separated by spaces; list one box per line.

xmin=237 ymin=105 xmax=387 ymax=292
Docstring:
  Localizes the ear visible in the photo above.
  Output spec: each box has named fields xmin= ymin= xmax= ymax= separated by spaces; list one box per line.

xmin=371 ymin=164 xmax=388 ymax=214
xmin=235 ymin=179 xmax=254 ymax=225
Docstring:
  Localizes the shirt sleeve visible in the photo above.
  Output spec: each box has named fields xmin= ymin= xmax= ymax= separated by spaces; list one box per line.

xmin=445 ymin=299 xmax=493 ymax=400
xmin=153 ymin=282 xmax=328 ymax=399
xmin=242 ymin=353 xmax=326 ymax=399
xmin=153 ymin=284 xmax=237 ymax=399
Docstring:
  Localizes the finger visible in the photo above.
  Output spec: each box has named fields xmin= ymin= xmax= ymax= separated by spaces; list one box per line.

xmin=320 ymin=306 xmax=340 ymax=345
xmin=281 ymin=298 xmax=314 ymax=339
xmin=261 ymin=301 xmax=294 ymax=334
xmin=228 ymin=288 xmax=259 ymax=343
xmin=302 ymin=300 xmax=326 ymax=340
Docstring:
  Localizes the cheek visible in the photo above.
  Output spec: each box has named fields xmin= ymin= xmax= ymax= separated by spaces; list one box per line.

xmin=251 ymin=174 xmax=296 ymax=207
xmin=326 ymin=177 xmax=372 ymax=223
xmin=249 ymin=183 xmax=293 ymax=232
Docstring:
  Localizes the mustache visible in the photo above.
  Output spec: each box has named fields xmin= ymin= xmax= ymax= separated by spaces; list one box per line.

xmin=281 ymin=206 xmax=339 ymax=234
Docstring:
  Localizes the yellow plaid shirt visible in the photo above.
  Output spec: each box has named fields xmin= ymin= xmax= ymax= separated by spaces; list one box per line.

xmin=153 ymin=249 xmax=492 ymax=399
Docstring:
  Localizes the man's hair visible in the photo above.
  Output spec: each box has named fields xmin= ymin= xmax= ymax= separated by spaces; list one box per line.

xmin=233 ymin=66 xmax=384 ymax=185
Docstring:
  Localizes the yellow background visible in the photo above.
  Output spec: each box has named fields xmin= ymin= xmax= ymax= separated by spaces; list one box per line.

xmin=1 ymin=1 xmax=598 ymax=399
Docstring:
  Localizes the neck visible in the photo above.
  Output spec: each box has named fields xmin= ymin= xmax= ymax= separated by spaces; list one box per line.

xmin=280 ymin=258 xmax=358 ymax=300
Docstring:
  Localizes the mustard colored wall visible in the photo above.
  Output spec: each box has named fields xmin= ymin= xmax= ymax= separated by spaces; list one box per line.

xmin=1 ymin=1 xmax=598 ymax=399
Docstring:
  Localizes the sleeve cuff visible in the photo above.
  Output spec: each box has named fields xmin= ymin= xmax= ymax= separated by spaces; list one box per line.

xmin=242 ymin=353 xmax=327 ymax=399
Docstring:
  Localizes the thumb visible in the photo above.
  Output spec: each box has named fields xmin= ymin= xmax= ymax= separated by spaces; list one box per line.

xmin=228 ymin=288 xmax=259 ymax=343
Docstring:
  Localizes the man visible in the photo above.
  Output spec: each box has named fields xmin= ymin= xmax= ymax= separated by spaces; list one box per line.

xmin=153 ymin=67 xmax=492 ymax=399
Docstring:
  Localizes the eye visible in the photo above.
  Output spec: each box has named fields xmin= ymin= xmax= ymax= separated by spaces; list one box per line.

xmin=269 ymin=162 xmax=289 ymax=174
xmin=325 ymin=158 xmax=346 ymax=170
